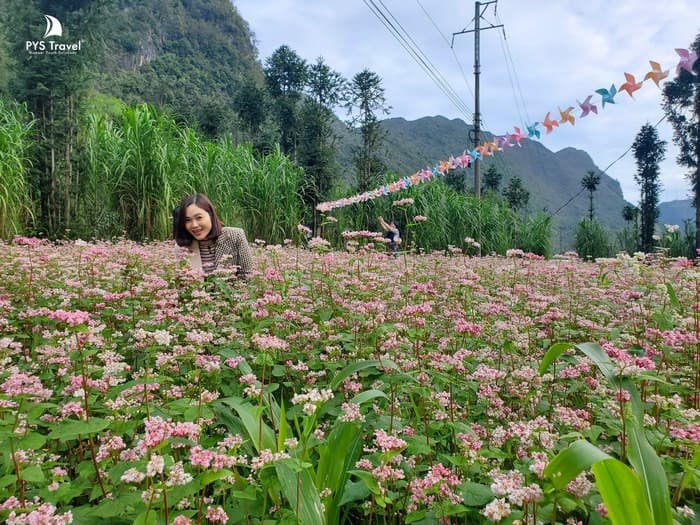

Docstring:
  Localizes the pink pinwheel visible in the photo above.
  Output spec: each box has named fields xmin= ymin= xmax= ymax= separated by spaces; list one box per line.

xmin=558 ymin=106 xmax=575 ymax=126
xmin=618 ymin=72 xmax=643 ymax=98
xmin=454 ymin=151 xmax=471 ymax=168
xmin=675 ymin=48 xmax=698 ymax=75
xmin=419 ymin=168 xmax=433 ymax=181
xmin=577 ymin=95 xmax=598 ymax=118
xmin=595 ymin=85 xmax=617 ymax=108
xmin=496 ymin=135 xmax=512 ymax=149
xmin=644 ymin=61 xmax=669 ymax=87
xmin=542 ymin=112 xmax=559 ymax=134
xmin=508 ymin=127 xmax=525 ymax=147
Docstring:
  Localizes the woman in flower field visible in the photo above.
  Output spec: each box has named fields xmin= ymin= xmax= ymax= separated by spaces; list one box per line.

xmin=378 ymin=215 xmax=401 ymax=253
xmin=173 ymin=193 xmax=253 ymax=277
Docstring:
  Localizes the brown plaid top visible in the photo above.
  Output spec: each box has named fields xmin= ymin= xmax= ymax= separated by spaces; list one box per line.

xmin=188 ymin=227 xmax=254 ymax=278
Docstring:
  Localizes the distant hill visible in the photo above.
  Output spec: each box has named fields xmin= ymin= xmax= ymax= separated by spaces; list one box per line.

xmin=659 ymin=199 xmax=695 ymax=228
xmin=336 ymin=116 xmax=631 ymax=251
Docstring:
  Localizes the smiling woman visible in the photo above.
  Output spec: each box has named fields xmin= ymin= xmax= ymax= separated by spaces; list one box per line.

xmin=172 ymin=193 xmax=254 ymax=278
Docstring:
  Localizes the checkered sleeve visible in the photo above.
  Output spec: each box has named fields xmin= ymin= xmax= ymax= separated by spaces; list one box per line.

xmin=218 ymin=227 xmax=254 ymax=278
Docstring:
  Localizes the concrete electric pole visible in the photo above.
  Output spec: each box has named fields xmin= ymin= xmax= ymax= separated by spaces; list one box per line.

xmin=452 ymin=1 xmax=502 ymax=199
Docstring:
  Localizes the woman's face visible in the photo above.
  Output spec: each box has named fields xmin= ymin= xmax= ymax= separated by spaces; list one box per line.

xmin=183 ymin=204 xmax=212 ymax=240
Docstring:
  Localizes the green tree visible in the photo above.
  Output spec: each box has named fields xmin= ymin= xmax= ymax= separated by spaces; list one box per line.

xmin=581 ymin=170 xmax=602 ymax=221
xmin=344 ymin=69 xmax=390 ymax=193
xmin=632 ymin=123 xmax=666 ymax=253
xmin=264 ymin=45 xmax=308 ymax=157
xmin=297 ymin=57 xmax=346 ymax=216
xmin=502 ymin=176 xmax=530 ymax=212
xmin=233 ymin=79 xmax=268 ymax=137
xmin=5 ymin=0 xmax=106 ymax=236
xmin=482 ymin=165 xmax=502 ymax=193
xmin=662 ymin=33 xmax=700 ymax=254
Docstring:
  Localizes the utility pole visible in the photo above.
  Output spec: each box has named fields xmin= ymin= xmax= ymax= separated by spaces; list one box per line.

xmin=452 ymin=1 xmax=502 ymax=199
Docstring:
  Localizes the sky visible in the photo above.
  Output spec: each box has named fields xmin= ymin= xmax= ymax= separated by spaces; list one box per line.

xmin=233 ymin=0 xmax=699 ymax=204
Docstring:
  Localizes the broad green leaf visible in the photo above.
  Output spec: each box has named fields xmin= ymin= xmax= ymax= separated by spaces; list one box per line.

xmin=218 ymin=397 xmax=276 ymax=452
xmin=276 ymin=459 xmax=325 ymax=525
xmin=592 ymin=459 xmax=654 ymax=525
xmin=460 ymin=481 xmax=494 ymax=506
xmin=539 ymin=342 xmax=573 ymax=375
xmin=330 ymin=360 xmax=398 ymax=390
xmin=628 ymin=426 xmax=673 ymax=525
xmin=349 ymin=389 xmax=389 ymax=406
xmin=200 ymin=469 xmax=234 ymax=487
xmin=47 ymin=418 xmax=110 ymax=441
xmin=544 ymin=440 xmax=611 ymax=490
xmin=21 ymin=465 xmax=44 ymax=483
xmin=17 ymin=433 xmax=46 ymax=450
xmin=338 ymin=479 xmax=370 ymax=506
xmin=348 ymin=469 xmax=382 ymax=496
xmin=316 ymin=422 xmax=363 ymax=524
xmin=665 ymin=283 xmax=681 ymax=312
xmin=0 ymin=474 xmax=16 ymax=488
xmin=133 ymin=509 xmax=157 ymax=525
xmin=277 ymin=401 xmax=288 ymax=453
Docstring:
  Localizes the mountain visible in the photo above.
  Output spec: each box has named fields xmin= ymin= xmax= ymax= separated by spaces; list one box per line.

xmin=93 ymin=0 xmax=264 ymax=134
xmin=335 ymin=116 xmax=630 ymax=250
xmin=659 ymin=199 xmax=695 ymax=228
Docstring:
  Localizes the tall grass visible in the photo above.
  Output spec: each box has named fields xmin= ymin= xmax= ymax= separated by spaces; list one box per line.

xmin=323 ymin=181 xmax=552 ymax=255
xmin=0 ymin=98 xmax=34 ymax=238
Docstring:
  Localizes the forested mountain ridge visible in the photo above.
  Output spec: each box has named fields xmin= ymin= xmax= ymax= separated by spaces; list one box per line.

xmin=93 ymin=0 xmax=264 ymax=135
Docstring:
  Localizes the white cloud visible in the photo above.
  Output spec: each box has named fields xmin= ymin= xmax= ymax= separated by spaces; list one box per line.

xmin=233 ymin=0 xmax=699 ymax=202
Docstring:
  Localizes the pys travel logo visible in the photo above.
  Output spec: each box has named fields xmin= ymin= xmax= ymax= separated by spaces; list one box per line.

xmin=26 ymin=14 xmax=83 ymax=56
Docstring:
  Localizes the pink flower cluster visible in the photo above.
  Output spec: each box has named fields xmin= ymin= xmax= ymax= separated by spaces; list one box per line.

xmin=408 ymin=463 xmax=463 ymax=511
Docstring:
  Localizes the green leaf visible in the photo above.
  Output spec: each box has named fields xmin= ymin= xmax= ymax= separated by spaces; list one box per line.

xmin=544 ymin=440 xmax=612 ymax=490
xmin=0 ymin=474 xmax=16 ymax=488
xmin=200 ymin=469 xmax=234 ymax=487
xmin=349 ymin=389 xmax=389 ymax=406
xmin=628 ymin=426 xmax=673 ymax=525
xmin=592 ymin=459 xmax=654 ymax=525
xmin=317 ymin=422 xmax=363 ymax=524
xmin=460 ymin=481 xmax=494 ymax=506
xmin=330 ymin=360 xmax=398 ymax=390
xmin=338 ymin=479 xmax=370 ymax=506
xmin=17 ymin=433 xmax=47 ymax=450
xmin=665 ymin=283 xmax=681 ymax=312
xmin=133 ymin=509 xmax=157 ymax=525
xmin=539 ymin=342 xmax=573 ymax=375
xmin=276 ymin=459 xmax=326 ymax=525
xmin=21 ymin=465 xmax=45 ymax=483
xmin=218 ymin=397 xmax=276 ymax=452
xmin=348 ymin=469 xmax=382 ymax=496
xmin=47 ymin=418 xmax=110 ymax=441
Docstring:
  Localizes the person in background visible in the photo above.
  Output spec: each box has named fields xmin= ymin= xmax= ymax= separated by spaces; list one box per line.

xmin=173 ymin=193 xmax=253 ymax=278
xmin=378 ymin=215 xmax=401 ymax=254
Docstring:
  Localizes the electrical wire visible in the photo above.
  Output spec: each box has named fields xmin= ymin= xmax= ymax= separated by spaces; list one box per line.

xmin=362 ymin=0 xmax=473 ymax=121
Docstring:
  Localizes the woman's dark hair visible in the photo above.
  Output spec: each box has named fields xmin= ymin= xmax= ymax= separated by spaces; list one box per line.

xmin=172 ymin=193 xmax=223 ymax=246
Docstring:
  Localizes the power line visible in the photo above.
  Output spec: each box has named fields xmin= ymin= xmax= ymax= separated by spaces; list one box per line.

xmin=414 ymin=0 xmax=475 ymax=104
xmin=362 ymin=0 xmax=473 ymax=121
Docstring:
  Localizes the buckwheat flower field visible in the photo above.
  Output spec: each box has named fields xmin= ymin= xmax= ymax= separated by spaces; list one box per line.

xmin=1 ymin=237 xmax=698 ymax=524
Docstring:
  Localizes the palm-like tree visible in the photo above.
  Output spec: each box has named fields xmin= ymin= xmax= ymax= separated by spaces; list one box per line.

xmin=581 ymin=170 xmax=602 ymax=221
